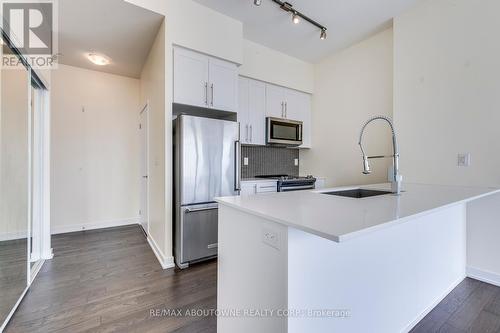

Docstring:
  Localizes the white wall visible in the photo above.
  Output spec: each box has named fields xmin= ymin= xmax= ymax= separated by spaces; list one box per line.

xmin=125 ymin=0 xmax=243 ymax=65
xmin=240 ymin=39 xmax=314 ymax=94
xmin=394 ymin=0 xmax=500 ymax=283
xmin=140 ymin=21 xmax=172 ymax=267
xmin=50 ymin=64 xmax=141 ymax=233
xmin=300 ymin=29 xmax=394 ymax=187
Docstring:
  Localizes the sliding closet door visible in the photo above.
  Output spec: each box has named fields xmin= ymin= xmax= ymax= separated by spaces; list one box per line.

xmin=0 ymin=61 xmax=30 ymax=325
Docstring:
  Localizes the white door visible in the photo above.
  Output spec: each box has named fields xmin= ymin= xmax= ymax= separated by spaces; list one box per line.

xmin=266 ymin=84 xmax=286 ymax=118
xmin=139 ymin=105 xmax=149 ymax=234
xmin=209 ymin=57 xmax=238 ymax=111
xmin=248 ymin=79 xmax=266 ymax=145
xmin=238 ymin=77 xmax=250 ymax=143
xmin=173 ymin=47 xmax=209 ymax=108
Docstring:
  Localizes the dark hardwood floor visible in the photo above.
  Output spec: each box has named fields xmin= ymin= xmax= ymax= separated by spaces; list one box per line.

xmin=5 ymin=225 xmax=217 ymax=333
xmin=5 ymin=225 xmax=500 ymax=332
xmin=0 ymin=238 xmax=28 ymax=323
xmin=411 ymin=278 xmax=500 ymax=333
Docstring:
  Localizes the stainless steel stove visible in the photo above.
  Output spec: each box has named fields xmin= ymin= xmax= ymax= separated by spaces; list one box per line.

xmin=255 ymin=174 xmax=316 ymax=192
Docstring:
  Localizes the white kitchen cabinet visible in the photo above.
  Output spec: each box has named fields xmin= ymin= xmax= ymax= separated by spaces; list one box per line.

xmin=240 ymin=180 xmax=277 ymax=196
xmin=209 ymin=58 xmax=238 ymax=111
xmin=265 ymin=83 xmax=312 ymax=148
xmin=284 ymin=89 xmax=312 ymax=148
xmin=173 ymin=48 xmax=209 ymax=108
xmin=238 ymin=77 xmax=266 ymax=145
xmin=173 ymin=47 xmax=238 ymax=112
xmin=240 ymin=182 xmax=257 ymax=196
xmin=265 ymin=84 xmax=287 ymax=118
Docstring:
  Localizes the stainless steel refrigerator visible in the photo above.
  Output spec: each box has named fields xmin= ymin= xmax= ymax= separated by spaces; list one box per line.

xmin=174 ymin=115 xmax=240 ymax=269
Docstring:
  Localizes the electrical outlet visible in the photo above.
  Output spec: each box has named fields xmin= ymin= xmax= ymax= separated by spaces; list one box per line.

xmin=244 ymin=157 xmax=249 ymax=166
xmin=457 ymin=153 xmax=471 ymax=167
xmin=262 ymin=228 xmax=280 ymax=250
xmin=294 ymin=158 xmax=299 ymax=166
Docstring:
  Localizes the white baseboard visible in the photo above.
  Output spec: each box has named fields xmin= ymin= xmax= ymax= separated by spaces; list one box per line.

xmin=403 ymin=275 xmax=465 ymax=333
xmin=42 ymin=248 xmax=54 ymax=260
xmin=147 ymin=235 xmax=175 ymax=270
xmin=467 ymin=266 xmax=500 ymax=287
xmin=0 ymin=230 xmax=29 ymax=241
xmin=51 ymin=217 xmax=140 ymax=235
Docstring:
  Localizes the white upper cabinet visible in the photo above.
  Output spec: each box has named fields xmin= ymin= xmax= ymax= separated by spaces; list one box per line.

xmin=265 ymin=83 xmax=312 ymax=148
xmin=173 ymin=47 xmax=238 ymax=112
xmin=284 ymin=89 xmax=312 ymax=148
xmin=265 ymin=84 xmax=286 ymax=119
xmin=174 ymin=48 xmax=209 ymax=108
xmin=247 ymin=79 xmax=266 ymax=145
xmin=238 ymin=77 xmax=250 ymax=143
xmin=209 ymin=58 xmax=238 ymax=111
xmin=238 ymin=77 xmax=266 ymax=145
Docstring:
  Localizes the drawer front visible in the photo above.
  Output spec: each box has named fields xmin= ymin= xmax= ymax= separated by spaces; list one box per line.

xmin=240 ymin=183 xmax=257 ymax=196
xmin=256 ymin=182 xmax=278 ymax=193
xmin=181 ymin=206 xmax=218 ymax=263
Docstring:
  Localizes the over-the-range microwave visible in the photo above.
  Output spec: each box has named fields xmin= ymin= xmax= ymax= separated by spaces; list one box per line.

xmin=266 ymin=117 xmax=303 ymax=146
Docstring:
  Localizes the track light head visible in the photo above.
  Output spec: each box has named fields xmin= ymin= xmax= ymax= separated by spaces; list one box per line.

xmin=320 ymin=29 xmax=327 ymax=40
xmin=292 ymin=12 xmax=300 ymax=24
xmin=254 ymin=0 xmax=262 ymax=6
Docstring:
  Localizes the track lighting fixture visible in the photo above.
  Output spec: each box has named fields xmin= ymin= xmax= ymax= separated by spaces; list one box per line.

xmin=320 ymin=28 xmax=327 ymax=40
xmin=255 ymin=1 xmax=328 ymax=41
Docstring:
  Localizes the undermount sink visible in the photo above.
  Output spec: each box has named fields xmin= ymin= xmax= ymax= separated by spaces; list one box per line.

xmin=322 ymin=189 xmax=393 ymax=198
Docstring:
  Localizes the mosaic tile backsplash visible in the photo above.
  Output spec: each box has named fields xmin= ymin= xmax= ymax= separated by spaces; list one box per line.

xmin=241 ymin=145 xmax=299 ymax=179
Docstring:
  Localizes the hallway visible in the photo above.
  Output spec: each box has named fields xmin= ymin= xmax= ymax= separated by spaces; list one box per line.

xmin=6 ymin=226 xmax=217 ymax=333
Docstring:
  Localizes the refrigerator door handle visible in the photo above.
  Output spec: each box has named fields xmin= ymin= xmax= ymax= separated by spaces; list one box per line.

xmin=185 ymin=206 xmax=218 ymax=213
xmin=235 ymin=140 xmax=241 ymax=191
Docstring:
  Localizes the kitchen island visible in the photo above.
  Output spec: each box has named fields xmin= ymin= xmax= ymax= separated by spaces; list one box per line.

xmin=215 ymin=183 xmax=500 ymax=333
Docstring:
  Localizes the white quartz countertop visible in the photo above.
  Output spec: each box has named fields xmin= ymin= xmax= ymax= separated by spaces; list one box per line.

xmin=216 ymin=183 xmax=500 ymax=242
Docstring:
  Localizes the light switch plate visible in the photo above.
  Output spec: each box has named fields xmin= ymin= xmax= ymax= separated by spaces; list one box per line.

xmin=244 ymin=157 xmax=249 ymax=166
xmin=294 ymin=158 xmax=299 ymax=166
xmin=457 ymin=153 xmax=471 ymax=167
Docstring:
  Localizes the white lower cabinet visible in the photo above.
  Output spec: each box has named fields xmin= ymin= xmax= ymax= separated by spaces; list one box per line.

xmin=240 ymin=183 xmax=257 ymax=196
xmin=240 ymin=180 xmax=278 ymax=196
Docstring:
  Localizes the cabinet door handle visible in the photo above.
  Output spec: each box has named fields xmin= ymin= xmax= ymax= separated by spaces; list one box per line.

xmin=246 ymin=124 xmax=249 ymax=142
xmin=250 ymin=125 xmax=253 ymax=142
xmin=205 ymin=82 xmax=208 ymax=105
xmin=281 ymin=102 xmax=284 ymax=118
xmin=285 ymin=102 xmax=288 ymax=118
xmin=210 ymin=83 xmax=214 ymax=106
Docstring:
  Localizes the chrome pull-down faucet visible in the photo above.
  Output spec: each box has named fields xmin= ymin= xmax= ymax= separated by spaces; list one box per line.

xmin=358 ymin=116 xmax=402 ymax=194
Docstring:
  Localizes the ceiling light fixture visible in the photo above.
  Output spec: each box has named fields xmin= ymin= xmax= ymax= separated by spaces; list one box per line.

xmin=255 ymin=1 xmax=327 ymax=41
xmin=86 ymin=52 xmax=111 ymax=66
xmin=320 ymin=28 xmax=327 ymax=40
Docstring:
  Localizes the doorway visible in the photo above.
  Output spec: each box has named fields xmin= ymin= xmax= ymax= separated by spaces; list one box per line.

xmin=139 ymin=103 xmax=149 ymax=235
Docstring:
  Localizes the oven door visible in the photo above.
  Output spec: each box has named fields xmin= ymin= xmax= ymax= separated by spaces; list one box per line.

xmin=266 ymin=117 xmax=303 ymax=146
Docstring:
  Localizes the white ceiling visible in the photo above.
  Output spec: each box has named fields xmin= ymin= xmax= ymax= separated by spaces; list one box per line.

xmin=58 ymin=0 xmax=164 ymax=78
xmin=193 ymin=0 xmax=421 ymax=63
